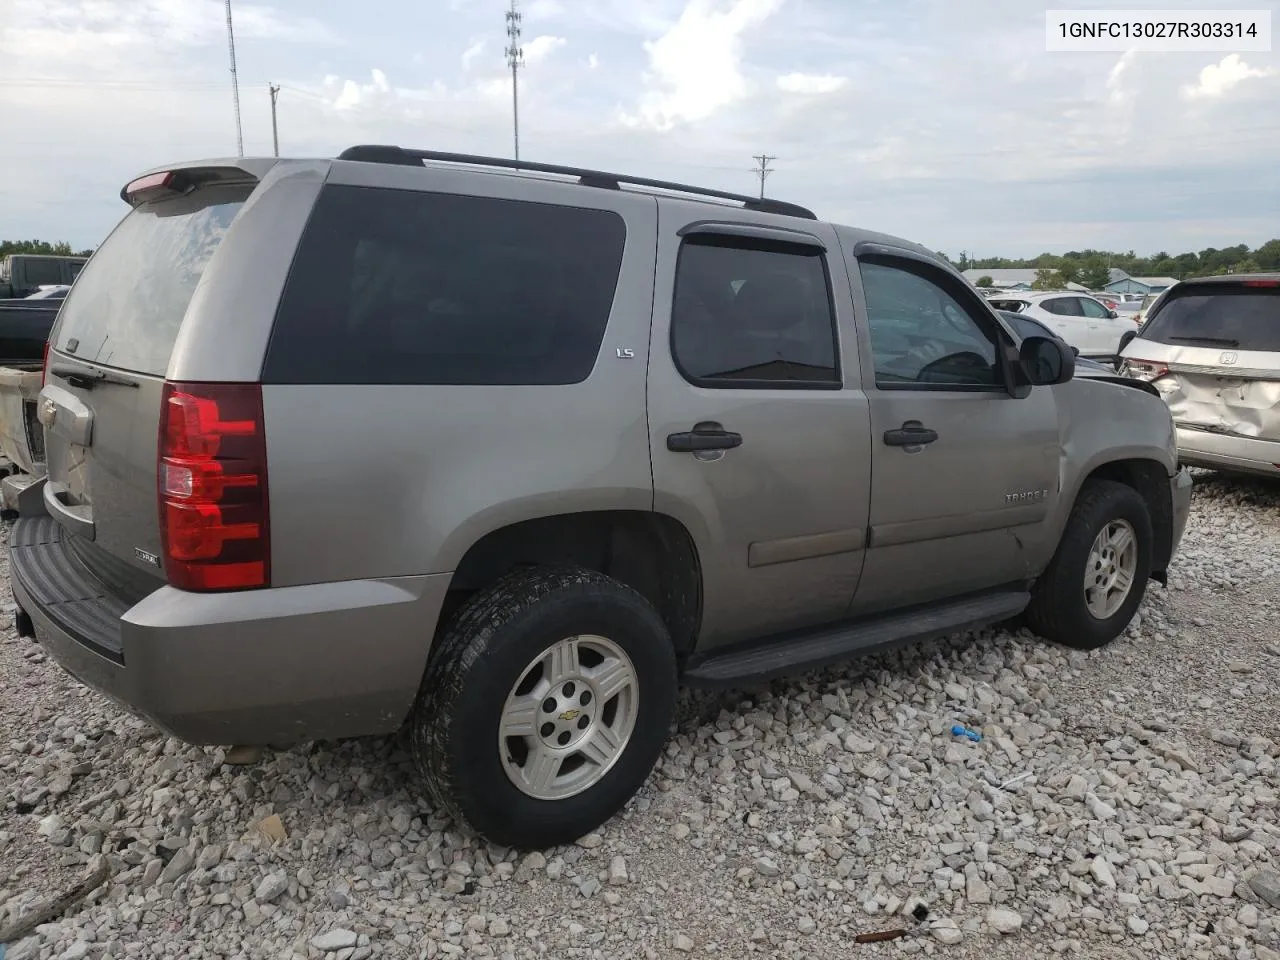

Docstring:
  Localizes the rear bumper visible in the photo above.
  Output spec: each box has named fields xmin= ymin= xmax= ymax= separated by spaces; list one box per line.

xmin=9 ymin=516 xmax=451 ymax=745
xmin=1176 ymin=427 xmax=1280 ymax=479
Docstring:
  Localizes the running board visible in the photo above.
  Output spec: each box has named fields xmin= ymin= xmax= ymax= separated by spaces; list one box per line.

xmin=683 ymin=589 xmax=1030 ymax=687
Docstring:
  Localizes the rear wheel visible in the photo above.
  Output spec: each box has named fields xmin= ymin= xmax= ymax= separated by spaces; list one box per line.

xmin=410 ymin=566 xmax=677 ymax=849
xmin=1027 ymin=479 xmax=1152 ymax=650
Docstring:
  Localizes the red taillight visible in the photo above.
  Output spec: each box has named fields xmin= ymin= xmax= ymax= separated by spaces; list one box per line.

xmin=1122 ymin=357 xmax=1169 ymax=381
xmin=1242 ymin=279 xmax=1279 ymax=288
xmin=158 ymin=381 xmax=269 ymax=591
xmin=41 ymin=339 xmax=50 ymax=388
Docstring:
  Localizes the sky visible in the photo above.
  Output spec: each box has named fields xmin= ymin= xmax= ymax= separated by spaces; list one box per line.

xmin=1 ymin=0 xmax=1277 ymax=257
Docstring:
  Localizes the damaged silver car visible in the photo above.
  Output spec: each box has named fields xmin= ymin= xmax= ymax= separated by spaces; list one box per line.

xmin=1119 ymin=274 xmax=1280 ymax=478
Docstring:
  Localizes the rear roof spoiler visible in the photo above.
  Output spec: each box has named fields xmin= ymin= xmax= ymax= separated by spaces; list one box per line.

xmin=119 ymin=159 xmax=278 ymax=205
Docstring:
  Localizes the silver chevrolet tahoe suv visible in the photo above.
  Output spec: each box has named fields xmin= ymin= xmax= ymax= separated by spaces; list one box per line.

xmin=11 ymin=146 xmax=1192 ymax=850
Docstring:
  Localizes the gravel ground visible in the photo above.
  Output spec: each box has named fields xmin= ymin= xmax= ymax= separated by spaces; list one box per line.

xmin=3 ymin=471 xmax=1280 ymax=960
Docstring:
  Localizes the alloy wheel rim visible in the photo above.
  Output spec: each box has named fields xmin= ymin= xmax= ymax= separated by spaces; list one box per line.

xmin=498 ymin=634 xmax=639 ymax=800
xmin=1085 ymin=519 xmax=1138 ymax=620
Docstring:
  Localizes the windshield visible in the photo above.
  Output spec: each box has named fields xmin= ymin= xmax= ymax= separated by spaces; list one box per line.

xmin=52 ymin=183 xmax=249 ymax=375
xmin=1140 ymin=283 xmax=1280 ymax=353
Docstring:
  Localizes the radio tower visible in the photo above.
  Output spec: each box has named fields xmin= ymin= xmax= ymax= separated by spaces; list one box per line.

xmin=505 ymin=0 xmax=525 ymax=161
xmin=224 ymin=0 xmax=243 ymax=156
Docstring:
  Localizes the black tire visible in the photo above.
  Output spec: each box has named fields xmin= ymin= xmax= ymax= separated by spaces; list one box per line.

xmin=410 ymin=566 xmax=677 ymax=849
xmin=1026 ymin=479 xmax=1153 ymax=650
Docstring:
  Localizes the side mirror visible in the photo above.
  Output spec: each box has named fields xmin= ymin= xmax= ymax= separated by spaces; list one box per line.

xmin=1018 ymin=335 xmax=1075 ymax=387
xmin=1107 ymin=309 xmax=1119 ymax=319
xmin=1118 ymin=329 xmax=1138 ymax=354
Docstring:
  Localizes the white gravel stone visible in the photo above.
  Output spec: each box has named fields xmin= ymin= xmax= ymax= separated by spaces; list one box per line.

xmin=930 ymin=918 xmax=963 ymax=944
xmin=311 ymin=930 xmax=359 ymax=952
xmin=988 ymin=908 xmax=1022 ymax=934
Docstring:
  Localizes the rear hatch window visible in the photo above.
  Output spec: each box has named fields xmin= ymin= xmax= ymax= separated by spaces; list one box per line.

xmin=54 ymin=183 xmax=250 ymax=374
xmin=988 ymin=298 xmax=1028 ymax=313
xmin=1140 ymin=282 xmax=1280 ymax=353
xmin=42 ymin=180 xmax=252 ymax=604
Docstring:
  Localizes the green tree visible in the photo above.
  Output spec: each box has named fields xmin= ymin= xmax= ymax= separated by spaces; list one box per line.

xmin=1254 ymin=240 xmax=1280 ymax=272
xmin=1080 ymin=261 xmax=1110 ymax=290
xmin=1031 ymin=269 xmax=1058 ymax=291
xmin=975 ymin=275 xmax=994 ymax=287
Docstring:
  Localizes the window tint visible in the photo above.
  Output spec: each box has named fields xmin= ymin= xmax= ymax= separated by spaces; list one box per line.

xmin=1141 ymin=284 xmax=1280 ymax=352
xmin=671 ymin=236 xmax=838 ymax=387
xmin=859 ymin=260 xmax=1001 ymax=388
xmin=1043 ymin=297 xmax=1082 ymax=317
xmin=1078 ymin=297 xmax=1110 ymax=319
xmin=54 ymin=183 xmax=250 ymax=375
xmin=264 ymin=186 xmax=626 ymax=385
xmin=1000 ymin=312 xmax=1054 ymax=342
xmin=26 ymin=259 xmax=63 ymax=287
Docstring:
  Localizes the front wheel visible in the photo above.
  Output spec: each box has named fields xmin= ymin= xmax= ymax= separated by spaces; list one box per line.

xmin=1027 ymin=479 xmax=1153 ymax=650
xmin=410 ymin=566 xmax=677 ymax=849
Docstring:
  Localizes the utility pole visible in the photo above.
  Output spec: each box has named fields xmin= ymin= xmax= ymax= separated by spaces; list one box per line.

xmin=268 ymin=83 xmax=281 ymax=157
xmin=752 ymin=153 xmax=776 ymax=199
xmin=505 ymin=0 xmax=524 ymax=162
xmin=224 ymin=0 xmax=243 ymax=156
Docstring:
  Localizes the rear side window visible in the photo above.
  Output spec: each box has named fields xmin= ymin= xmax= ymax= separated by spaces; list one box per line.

xmin=1141 ymin=283 xmax=1280 ymax=352
xmin=26 ymin=259 xmax=63 ymax=287
xmin=263 ymin=185 xmax=627 ymax=385
xmin=988 ymin=299 xmax=1028 ymax=313
xmin=53 ymin=184 xmax=250 ymax=376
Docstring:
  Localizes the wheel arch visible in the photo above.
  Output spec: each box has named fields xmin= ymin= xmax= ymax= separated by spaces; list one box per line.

xmin=444 ymin=509 xmax=703 ymax=658
xmin=1070 ymin=457 xmax=1174 ymax=584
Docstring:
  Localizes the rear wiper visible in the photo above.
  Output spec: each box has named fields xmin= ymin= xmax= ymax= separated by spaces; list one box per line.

xmin=1166 ymin=336 xmax=1240 ymax=347
xmin=49 ymin=363 xmax=140 ymax=389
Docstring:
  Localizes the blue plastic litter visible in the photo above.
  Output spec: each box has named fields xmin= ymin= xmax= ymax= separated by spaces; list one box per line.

xmin=950 ymin=724 xmax=983 ymax=742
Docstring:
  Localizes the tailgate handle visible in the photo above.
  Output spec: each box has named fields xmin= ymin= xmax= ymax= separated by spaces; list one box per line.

xmin=43 ymin=481 xmax=96 ymax=541
xmin=38 ymin=383 xmax=94 ymax=447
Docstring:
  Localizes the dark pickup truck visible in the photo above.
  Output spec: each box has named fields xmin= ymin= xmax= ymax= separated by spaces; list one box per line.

xmin=0 ymin=298 xmax=58 ymax=364
xmin=0 ymin=255 xmax=86 ymax=299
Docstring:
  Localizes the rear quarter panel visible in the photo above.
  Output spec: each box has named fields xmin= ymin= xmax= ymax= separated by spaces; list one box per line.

xmin=262 ymin=168 xmax=660 ymax=586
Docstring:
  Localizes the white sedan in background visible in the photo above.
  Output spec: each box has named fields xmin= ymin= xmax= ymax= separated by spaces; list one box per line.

xmin=985 ymin=291 xmax=1140 ymax=359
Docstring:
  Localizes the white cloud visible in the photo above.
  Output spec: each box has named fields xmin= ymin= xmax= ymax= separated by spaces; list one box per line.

xmin=1182 ymin=54 xmax=1277 ymax=100
xmin=776 ymin=72 xmax=847 ymax=95
xmin=462 ymin=39 xmax=486 ymax=71
xmin=524 ymin=34 xmax=567 ymax=64
xmin=329 ymin=69 xmax=392 ymax=111
xmin=587 ymin=53 xmax=599 ymax=70
xmin=621 ymin=0 xmax=786 ymax=130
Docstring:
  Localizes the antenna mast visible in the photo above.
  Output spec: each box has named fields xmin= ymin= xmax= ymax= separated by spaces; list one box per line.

xmin=224 ymin=0 xmax=243 ymax=156
xmin=505 ymin=0 xmax=525 ymax=161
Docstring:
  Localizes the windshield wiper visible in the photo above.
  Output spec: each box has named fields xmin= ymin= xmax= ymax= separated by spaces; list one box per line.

xmin=1166 ymin=336 xmax=1240 ymax=347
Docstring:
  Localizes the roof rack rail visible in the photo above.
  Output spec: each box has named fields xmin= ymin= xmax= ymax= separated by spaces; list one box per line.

xmin=336 ymin=144 xmax=818 ymax=220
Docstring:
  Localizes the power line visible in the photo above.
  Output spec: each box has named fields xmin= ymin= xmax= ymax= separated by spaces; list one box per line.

xmin=752 ymin=153 xmax=776 ymax=199
xmin=224 ymin=0 xmax=243 ymax=156
xmin=505 ymin=0 xmax=525 ymax=162
xmin=269 ymin=83 xmax=281 ymax=157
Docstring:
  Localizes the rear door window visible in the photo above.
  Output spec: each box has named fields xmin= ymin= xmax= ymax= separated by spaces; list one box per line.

xmin=1042 ymin=297 xmax=1082 ymax=316
xmin=670 ymin=235 xmax=839 ymax=387
xmin=263 ymin=185 xmax=627 ymax=385
xmin=53 ymin=183 xmax=250 ymax=376
xmin=1141 ymin=283 xmax=1280 ymax=352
